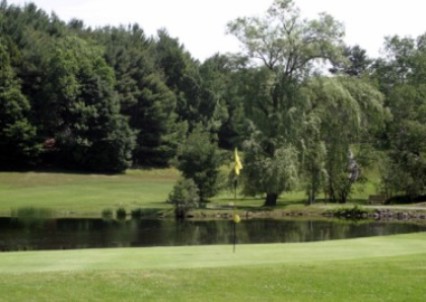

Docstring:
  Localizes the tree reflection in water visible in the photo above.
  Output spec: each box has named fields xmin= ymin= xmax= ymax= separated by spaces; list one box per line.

xmin=0 ymin=217 xmax=424 ymax=251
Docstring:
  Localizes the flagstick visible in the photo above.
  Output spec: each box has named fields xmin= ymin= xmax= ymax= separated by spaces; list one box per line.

xmin=233 ymin=220 xmax=236 ymax=253
xmin=234 ymin=179 xmax=237 ymax=200
xmin=233 ymin=178 xmax=237 ymax=253
xmin=232 ymin=148 xmax=242 ymax=253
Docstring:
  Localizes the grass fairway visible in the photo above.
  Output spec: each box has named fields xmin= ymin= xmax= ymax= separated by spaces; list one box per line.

xmin=0 ymin=169 xmax=380 ymax=217
xmin=0 ymin=233 xmax=425 ymax=301
xmin=0 ymin=170 xmax=179 ymax=216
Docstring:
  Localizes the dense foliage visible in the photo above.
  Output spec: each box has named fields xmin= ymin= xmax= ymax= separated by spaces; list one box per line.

xmin=0 ymin=0 xmax=424 ymax=203
xmin=174 ymin=125 xmax=222 ymax=201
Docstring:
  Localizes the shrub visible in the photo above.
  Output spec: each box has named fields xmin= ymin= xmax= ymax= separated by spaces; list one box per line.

xmin=174 ymin=125 xmax=222 ymax=202
xmin=101 ymin=208 xmax=113 ymax=220
xmin=130 ymin=208 xmax=143 ymax=219
xmin=11 ymin=207 xmax=53 ymax=226
xmin=130 ymin=208 xmax=162 ymax=219
xmin=11 ymin=207 xmax=53 ymax=219
xmin=332 ymin=205 xmax=369 ymax=219
xmin=116 ymin=207 xmax=127 ymax=220
xmin=168 ymin=178 xmax=200 ymax=219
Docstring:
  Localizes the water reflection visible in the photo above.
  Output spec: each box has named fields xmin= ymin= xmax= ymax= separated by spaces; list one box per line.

xmin=0 ymin=217 xmax=425 ymax=251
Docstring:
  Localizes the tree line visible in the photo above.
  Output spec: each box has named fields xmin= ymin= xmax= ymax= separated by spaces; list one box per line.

xmin=1 ymin=0 xmax=425 ymax=205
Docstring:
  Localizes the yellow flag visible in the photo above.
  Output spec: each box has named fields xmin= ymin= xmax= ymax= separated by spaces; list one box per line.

xmin=234 ymin=148 xmax=243 ymax=175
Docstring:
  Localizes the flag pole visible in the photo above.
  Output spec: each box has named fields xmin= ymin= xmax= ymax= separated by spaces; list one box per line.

xmin=234 ymin=178 xmax=237 ymax=200
xmin=232 ymin=148 xmax=242 ymax=253
xmin=233 ymin=217 xmax=237 ymax=253
xmin=233 ymin=179 xmax=237 ymax=253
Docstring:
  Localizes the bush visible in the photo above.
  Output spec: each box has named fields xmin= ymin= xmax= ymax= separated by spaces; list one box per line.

xmin=11 ymin=207 xmax=53 ymax=226
xmin=174 ymin=125 xmax=222 ymax=202
xmin=332 ymin=205 xmax=369 ymax=219
xmin=130 ymin=208 xmax=143 ymax=219
xmin=130 ymin=208 xmax=162 ymax=219
xmin=11 ymin=207 xmax=53 ymax=219
xmin=101 ymin=208 xmax=113 ymax=220
xmin=168 ymin=178 xmax=200 ymax=219
xmin=116 ymin=207 xmax=127 ymax=220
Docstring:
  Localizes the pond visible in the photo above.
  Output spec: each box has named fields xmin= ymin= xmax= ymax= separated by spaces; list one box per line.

xmin=1 ymin=217 xmax=425 ymax=252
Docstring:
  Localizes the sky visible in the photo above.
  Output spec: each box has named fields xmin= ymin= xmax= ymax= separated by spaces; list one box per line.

xmin=7 ymin=0 xmax=426 ymax=61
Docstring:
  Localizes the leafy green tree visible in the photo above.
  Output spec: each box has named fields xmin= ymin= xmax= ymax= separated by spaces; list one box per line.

xmin=1 ymin=2 xmax=55 ymax=134
xmin=227 ymin=0 xmax=345 ymax=206
xmin=300 ymin=113 xmax=327 ymax=204
xmin=168 ymin=178 xmax=200 ymax=219
xmin=330 ymin=45 xmax=372 ymax=76
xmin=0 ymin=41 xmax=41 ymax=168
xmin=303 ymin=77 xmax=387 ymax=203
xmin=174 ymin=125 xmax=222 ymax=202
xmin=94 ymin=25 xmax=147 ymax=113
xmin=200 ymin=54 xmax=248 ymax=149
xmin=42 ymin=36 xmax=135 ymax=172
xmin=382 ymin=84 xmax=426 ymax=197
xmin=98 ymin=26 xmax=183 ymax=167
xmin=154 ymin=30 xmax=224 ymax=132
xmin=131 ymin=74 xmax=183 ymax=167
xmin=241 ymin=135 xmax=299 ymax=206
xmin=373 ymin=34 xmax=426 ymax=199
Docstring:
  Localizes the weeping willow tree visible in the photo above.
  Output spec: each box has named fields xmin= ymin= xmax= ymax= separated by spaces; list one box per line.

xmin=227 ymin=0 xmax=345 ymax=206
xmin=302 ymin=76 xmax=388 ymax=203
xmin=300 ymin=113 xmax=327 ymax=205
xmin=241 ymin=135 xmax=299 ymax=205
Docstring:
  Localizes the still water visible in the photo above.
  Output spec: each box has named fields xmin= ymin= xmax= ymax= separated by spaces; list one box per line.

xmin=0 ymin=217 xmax=425 ymax=251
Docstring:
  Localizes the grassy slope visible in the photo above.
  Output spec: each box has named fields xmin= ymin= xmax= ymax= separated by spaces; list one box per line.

xmin=0 ymin=233 xmax=425 ymax=301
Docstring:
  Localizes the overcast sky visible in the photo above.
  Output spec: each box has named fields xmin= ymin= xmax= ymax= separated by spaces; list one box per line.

xmin=7 ymin=0 xmax=426 ymax=61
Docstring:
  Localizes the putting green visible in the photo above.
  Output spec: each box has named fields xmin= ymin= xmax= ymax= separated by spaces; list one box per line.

xmin=0 ymin=232 xmax=424 ymax=273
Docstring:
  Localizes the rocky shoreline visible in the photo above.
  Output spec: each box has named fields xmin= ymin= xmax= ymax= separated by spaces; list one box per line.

xmin=188 ymin=204 xmax=426 ymax=223
xmin=368 ymin=208 xmax=426 ymax=221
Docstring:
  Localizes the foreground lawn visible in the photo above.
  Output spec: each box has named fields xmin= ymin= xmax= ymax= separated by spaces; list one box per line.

xmin=0 ymin=233 xmax=425 ymax=301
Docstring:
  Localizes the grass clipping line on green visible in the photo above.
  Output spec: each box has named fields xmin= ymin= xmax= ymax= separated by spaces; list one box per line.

xmin=0 ymin=233 xmax=425 ymax=302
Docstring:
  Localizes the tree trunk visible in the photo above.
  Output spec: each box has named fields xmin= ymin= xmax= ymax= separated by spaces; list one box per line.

xmin=308 ymin=189 xmax=316 ymax=205
xmin=264 ymin=192 xmax=278 ymax=207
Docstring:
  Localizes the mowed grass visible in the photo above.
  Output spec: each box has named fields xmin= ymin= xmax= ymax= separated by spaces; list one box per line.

xmin=0 ymin=233 xmax=425 ymax=301
xmin=0 ymin=169 xmax=179 ymax=216
xmin=0 ymin=168 xmax=383 ymax=217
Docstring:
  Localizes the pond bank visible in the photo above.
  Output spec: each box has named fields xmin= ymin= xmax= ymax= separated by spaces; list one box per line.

xmin=5 ymin=203 xmax=426 ymax=224
xmin=187 ymin=203 xmax=426 ymax=223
